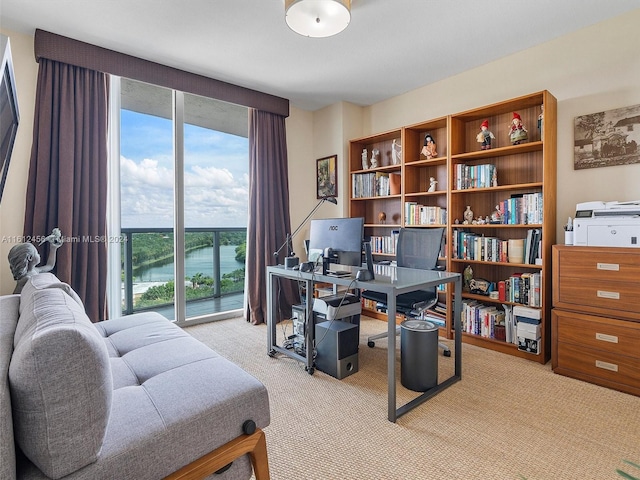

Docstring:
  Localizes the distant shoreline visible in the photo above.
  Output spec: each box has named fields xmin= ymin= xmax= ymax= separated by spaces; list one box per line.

xmin=133 ymin=244 xmax=212 ymax=273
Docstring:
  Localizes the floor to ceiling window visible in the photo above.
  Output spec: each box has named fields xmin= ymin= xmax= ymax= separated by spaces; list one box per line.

xmin=108 ymin=77 xmax=249 ymax=324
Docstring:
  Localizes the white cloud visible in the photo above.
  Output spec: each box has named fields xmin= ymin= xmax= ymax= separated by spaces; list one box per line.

xmin=120 ymin=155 xmax=248 ymax=228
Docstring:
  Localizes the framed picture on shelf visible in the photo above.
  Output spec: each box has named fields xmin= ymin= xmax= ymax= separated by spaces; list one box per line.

xmin=316 ymin=154 xmax=338 ymax=199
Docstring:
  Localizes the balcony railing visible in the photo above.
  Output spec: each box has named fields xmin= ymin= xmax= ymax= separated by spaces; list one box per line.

xmin=121 ymin=227 xmax=246 ymax=316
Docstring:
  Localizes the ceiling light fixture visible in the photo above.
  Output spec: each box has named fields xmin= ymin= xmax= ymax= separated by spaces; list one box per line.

xmin=285 ymin=0 xmax=351 ymax=38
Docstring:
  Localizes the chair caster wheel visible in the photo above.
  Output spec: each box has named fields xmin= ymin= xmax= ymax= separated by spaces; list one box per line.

xmin=306 ymin=366 xmax=315 ymax=375
xmin=367 ymin=341 xmax=375 ymax=348
xmin=443 ymin=350 xmax=451 ymax=357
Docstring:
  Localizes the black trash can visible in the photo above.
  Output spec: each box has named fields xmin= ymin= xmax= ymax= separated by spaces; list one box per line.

xmin=400 ymin=319 xmax=438 ymax=392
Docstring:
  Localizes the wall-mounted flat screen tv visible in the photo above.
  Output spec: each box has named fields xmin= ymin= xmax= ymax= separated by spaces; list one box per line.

xmin=0 ymin=34 xmax=20 ymax=203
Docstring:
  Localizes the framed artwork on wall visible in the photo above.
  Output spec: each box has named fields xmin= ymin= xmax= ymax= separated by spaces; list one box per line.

xmin=316 ymin=154 xmax=337 ymax=199
xmin=574 ymin=103 xmax=640 ymax=169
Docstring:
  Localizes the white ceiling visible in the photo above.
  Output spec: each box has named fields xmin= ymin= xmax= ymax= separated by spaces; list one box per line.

xmin=1 ymin=0 xmax=639 ymax=111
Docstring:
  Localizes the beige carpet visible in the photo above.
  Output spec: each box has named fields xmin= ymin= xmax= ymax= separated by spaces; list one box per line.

xmin=185 ymin=316 xmax=640 ymax=480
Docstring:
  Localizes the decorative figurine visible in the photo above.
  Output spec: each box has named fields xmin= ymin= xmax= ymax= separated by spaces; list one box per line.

xmin=428 ymin=177 xmax=438 ymax=192
xmin=391 ymin=139 xmax=402 ymax=165
xmin=378 ymin=211 xmax=386 ymax=224
xmin=509 ymin=112 xmax=528 ymax=145
xmin=8 ymin=228 xmax=64 ymax=294
xmin=370 ymin=149 xmax=379 ymax=168
xmin=476 ymin=120 xmax=495 ymax=150
xmin=463 ymin=206 xmax=474 ymax=224
xmin=421 ymin=134 xmax=438 ymax=159
xmin=491 ymin=168 xmax=498 ymax=187
xmin=490 ymin=205 xmax=502 ymax=224
xmin=361 ymin=148 xmax=368 ymax=170
xmin=463 ymin=265 xmax=473 ymax=291
xmin=538 ymin=105 xmax=544 ymax=141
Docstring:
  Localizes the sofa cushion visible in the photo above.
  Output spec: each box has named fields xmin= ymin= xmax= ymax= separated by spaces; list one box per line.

xmin=0 ymin=295 xmax=20 ymax=480
xmin=10 ymin=283 xmax=112 ymax=479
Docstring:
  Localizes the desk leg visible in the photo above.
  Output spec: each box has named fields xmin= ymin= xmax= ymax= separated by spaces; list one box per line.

xmin=267 ymin=272 xmax=276 ymax=356
xmin=387 ymin=294 xmax=397 ymax=422
xmin=305 ymin=279 xmax=315 ymax=374
xmin=454 ymin=277 xmax=462 ymax=378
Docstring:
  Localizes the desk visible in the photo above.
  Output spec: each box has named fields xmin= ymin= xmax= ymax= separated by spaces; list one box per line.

xmin=266 ymin=265 xmax=462 ymax=422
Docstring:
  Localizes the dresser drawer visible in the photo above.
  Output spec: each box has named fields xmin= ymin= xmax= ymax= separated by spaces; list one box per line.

xmin=556 ymin=277 xmax=640 ymax=315
xmin=556 ymin=247 xmax=640 ymax=282
xmin=556 ymin=342 xmax=640 ymax=389
xmin=553 ymin=310 xmax=640 ymax=359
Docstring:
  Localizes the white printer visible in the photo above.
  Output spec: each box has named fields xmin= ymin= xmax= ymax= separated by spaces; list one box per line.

xmin=573 ymin=200 xmax=640 ymax=248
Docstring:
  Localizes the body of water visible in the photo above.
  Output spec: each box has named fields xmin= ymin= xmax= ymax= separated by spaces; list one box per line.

xmin=135 ymin=245 xmax=244 ymax=282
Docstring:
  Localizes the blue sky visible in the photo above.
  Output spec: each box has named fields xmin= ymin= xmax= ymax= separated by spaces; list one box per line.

xmin=120 ymin=110 xmax=249 ymax=228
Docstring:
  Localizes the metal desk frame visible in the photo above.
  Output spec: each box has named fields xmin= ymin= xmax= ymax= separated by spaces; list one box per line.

xmin=266 ymin=264 xmax=462 ymax=422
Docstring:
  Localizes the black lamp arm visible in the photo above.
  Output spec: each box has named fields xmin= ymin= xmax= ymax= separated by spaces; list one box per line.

xmin=273 ymin=196 xmax=337 ymax=261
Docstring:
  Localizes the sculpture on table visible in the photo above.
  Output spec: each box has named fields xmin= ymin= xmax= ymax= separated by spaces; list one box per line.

xmin=8 ymin=228 xmax=64 ymax=294
xmin=509 ymin=112 xmax=528 ymax=145
xmin=428 ymin=177 xmax=438 ymax=192
xmin=476 ymin=120 xmax=495 ymax=150
xmin=391 ymin=139 xmax=402 ymax=165
xmin=421 ymin=134 xmax=437 ymax=159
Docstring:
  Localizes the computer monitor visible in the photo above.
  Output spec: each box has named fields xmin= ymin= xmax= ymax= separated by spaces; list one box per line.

xmin=308 ymin=217 xmax=364 ymax=272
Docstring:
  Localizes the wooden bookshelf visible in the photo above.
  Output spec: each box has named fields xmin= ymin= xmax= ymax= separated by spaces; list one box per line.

xmin=348 ymin=91 xmax=557 ymax=363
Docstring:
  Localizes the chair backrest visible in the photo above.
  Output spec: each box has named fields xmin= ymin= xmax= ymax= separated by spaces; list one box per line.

xmin=396 ymin=227 xmax=444 ymax=271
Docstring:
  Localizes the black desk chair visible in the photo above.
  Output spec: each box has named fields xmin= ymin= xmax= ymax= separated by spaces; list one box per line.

xmin=363 ymin=227 xmax=451 ymax=357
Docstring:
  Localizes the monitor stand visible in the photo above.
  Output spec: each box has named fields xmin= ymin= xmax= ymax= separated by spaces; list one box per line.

xmin=355 ymin=241 xmax=375 ymax=281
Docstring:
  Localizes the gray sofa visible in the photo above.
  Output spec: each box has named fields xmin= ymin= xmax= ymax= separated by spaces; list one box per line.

xmin=1 ymin=273 xmax=270 ymax=480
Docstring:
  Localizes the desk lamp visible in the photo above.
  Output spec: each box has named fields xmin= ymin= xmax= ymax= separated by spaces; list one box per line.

xmin=274 ymin=196 xmax=337 ymax=269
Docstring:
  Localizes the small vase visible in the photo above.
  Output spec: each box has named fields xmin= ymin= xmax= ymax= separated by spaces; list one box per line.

xmin=463 ymin=206 xmax=473 ymax=224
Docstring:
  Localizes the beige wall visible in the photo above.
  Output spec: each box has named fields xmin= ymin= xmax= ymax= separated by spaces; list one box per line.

xmin=0 ymin=29 xmax=38 ymax=294
xmin=2 ymin=10 xmax=640 ymax=293
xmin=361 ymin=10 xmax=640 ymax=244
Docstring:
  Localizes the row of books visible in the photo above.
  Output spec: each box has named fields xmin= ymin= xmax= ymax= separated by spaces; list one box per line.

xmin=497 ymin=193 xmax=543 ymax=225
xmin=404 ymin=202 xmax=447 ymax=225
xmin=361 ymin=298 xmax=446 ymax=327
xmin=497 ymin=272 xmax=542 ymax=307
xmin=523 ymin=228 xmax=542 ymax=265
xmin=455 ymin=163 xmax=496 ymax=190
xmin=352 ymin=172 xmax=400 ymax=198
xmin=461 ymin=300 xmax=506 ymax=338
xmin=369 ymin=231 xmax=399 ymax=255
xmin=453 ymin=232 xmax=508 ymax=262
xmin=452 ymin=228 xmax=541 ymax=264
xmin=461 ymin=302 xmax=541 ymax=346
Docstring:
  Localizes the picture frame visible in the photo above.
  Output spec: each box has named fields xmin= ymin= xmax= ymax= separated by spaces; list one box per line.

xmin=574 ymin=103 xmax=640 ymax=169
xmin=316 ymin=154 xmax=338 ymax=199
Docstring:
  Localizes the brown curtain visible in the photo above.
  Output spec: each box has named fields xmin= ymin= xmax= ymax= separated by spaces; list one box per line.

xmin=23 ymin=59 xmax=109 ymax=322
xmin=245 ymin=109 xmax=298 ymax=325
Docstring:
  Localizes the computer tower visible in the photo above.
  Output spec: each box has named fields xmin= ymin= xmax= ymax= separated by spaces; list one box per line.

xmin=314 ymin=320 xmax=359 ymax=379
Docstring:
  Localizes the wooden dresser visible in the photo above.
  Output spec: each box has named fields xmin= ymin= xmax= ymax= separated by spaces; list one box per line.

xmin=552 ymin=245 xmax=640 ymax=396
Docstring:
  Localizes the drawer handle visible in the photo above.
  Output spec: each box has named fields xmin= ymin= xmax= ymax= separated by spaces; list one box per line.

xmin=595 ymin=360 xmax=618 ymax=372
xmin=597 ymin=290 xmax=620 ymax=300
xmin=597 ymin=262 xmax=619 ymax=271
xmin=596 ymin=332 xmax=619 ymax=343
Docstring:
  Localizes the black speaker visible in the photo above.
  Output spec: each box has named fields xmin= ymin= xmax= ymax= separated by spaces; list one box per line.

xmin=314 ymin=320 xmax=359 ymax=379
